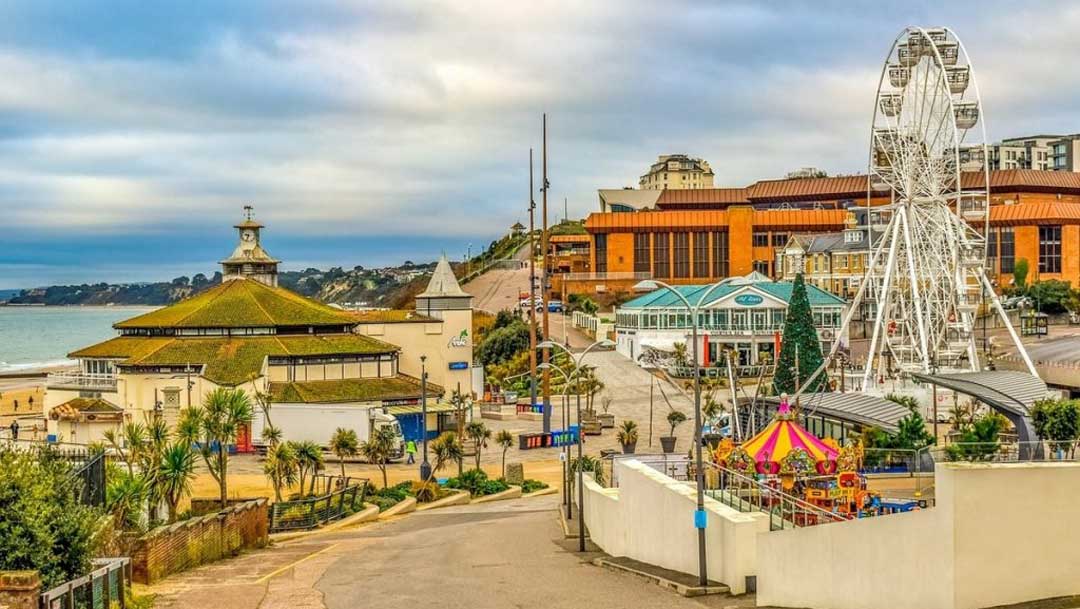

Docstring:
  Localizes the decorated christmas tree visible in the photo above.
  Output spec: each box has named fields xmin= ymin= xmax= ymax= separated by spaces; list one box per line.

xmin=773 ymin=273 xmax=827 ymax=395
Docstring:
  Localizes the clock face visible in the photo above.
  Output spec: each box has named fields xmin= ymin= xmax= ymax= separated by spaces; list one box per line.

xmin=242 ymin=230 xmax=255 ymax=242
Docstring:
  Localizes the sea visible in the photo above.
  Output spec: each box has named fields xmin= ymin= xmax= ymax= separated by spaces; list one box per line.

xmin=0 ymin=306 xmax=156 ymax=373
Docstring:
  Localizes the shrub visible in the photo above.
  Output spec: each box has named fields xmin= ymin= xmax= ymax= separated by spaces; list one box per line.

xmin=410 ymin=480 xmax=440 ymax=503
xmin=520 ymin=479 xmax=549 ymax=494
xmin=444 ymin=468 xmax=512 ymax=496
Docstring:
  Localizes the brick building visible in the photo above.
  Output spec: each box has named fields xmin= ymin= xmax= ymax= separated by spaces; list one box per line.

xmin=552 ymin=169 xmax=1080 ymax=300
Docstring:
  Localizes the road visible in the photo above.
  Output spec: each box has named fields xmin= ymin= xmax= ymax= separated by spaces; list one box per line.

xmin=147 ymin=495 xmax=744 ymax=609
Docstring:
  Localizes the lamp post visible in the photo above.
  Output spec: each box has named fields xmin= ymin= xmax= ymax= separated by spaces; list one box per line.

xmin=539 ymin=338 xmax=614 ymax=553
xmin=632 ymin=278 xmax=728 ymax=588
xmin=419 ymin=355 xmax=431 ymax=481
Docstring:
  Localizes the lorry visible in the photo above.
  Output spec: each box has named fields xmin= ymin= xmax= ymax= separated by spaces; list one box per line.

xmin=251 ymin=403 xmax=405 ymax=460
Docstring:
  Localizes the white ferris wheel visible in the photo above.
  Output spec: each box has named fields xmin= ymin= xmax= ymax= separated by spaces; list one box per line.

xmin=841 ymin=27 xmax=1037 ymax=385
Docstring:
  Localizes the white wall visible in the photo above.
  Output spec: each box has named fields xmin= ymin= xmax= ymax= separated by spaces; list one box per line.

xmin=757 ymin=462 xmax=1080 ymax=609
xmin=581 ymin=459 xmax=768 ymax=594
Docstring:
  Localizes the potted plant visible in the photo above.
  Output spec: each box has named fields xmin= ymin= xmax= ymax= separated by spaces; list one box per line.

xmin=661 ymin=410 xmax=687 ymax=453
xmin=617 ymin=420 xmax=639 ymax=454
xmin=598 ymin=395 xmax=615 ymax=429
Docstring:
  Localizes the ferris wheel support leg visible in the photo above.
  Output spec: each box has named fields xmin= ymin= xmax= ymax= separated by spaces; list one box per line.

xmin=862 ymin=218 xmax=903 ymax=388
xmin=899 ymin=207 xmax=931 ymax=371
xmin=979 ymin=271 xmax=1038 ymax=376
xmin=790 ymin=217 xmax=895 ymax=403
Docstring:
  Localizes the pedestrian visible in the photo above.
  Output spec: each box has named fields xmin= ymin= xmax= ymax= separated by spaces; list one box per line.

xmin=9 ymin=420 xmax=19 ymax=441
xmin=405 ymin=439 xmax=417 ymax=464
xmin=12 ymin=399 xmax=18 ymax=412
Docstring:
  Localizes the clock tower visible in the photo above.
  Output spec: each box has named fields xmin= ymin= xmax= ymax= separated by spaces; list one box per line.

xmin=220 ymin=206 xmax=281 ymax=286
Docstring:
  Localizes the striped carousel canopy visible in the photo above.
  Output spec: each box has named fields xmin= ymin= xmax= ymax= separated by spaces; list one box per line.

xmin=742 ymin=400 xmax=839 ymax=470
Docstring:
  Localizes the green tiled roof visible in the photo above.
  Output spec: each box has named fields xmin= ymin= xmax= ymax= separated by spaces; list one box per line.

xmin=620 ymin=281 xmax=846 ymax=309
xmin=70 ymin=334 xmax=397 ymax=386
xmin=114 ymin=278 xmax=356 ymax=329
xmin=269 ymin=376 xmax=445 ymax=404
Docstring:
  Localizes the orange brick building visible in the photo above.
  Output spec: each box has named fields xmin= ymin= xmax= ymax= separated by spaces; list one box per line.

xmin=553 ymin=170 xmax=1080 ymax=299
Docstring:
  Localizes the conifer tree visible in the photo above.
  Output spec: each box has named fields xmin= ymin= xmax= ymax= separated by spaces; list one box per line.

xmin=773 ymin=273 xmax=827 ymax=395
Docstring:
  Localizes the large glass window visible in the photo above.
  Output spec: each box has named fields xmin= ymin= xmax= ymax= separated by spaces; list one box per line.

xmin=1039 ymin=225 xmax=1062 ymax=274
xmin=772 ymin=232 xmax=788 ymax=247
xmin=673 ymin=232 xmax=690 ymax=278
xmin=712 ymin=231 xmax=729 ymax=277
xmin=594 ymin=233 xmax=607 ymax=274
xmin=985 ymin=228 xmax=999 ymax=274
xmin=653 ymin=232 xmax=670 ymax=278
xmin=633 ymin=233 xmax=651 ymax=273
xmin=752 ymin=232 xmax=769 ymax=247
xmin=1000 ymin=227 xmax=1015 ymax=273
xmin=753 ymin=260 xmax=770 ymax=275
xmin=693 ymin=232 xmax=710 ymax=278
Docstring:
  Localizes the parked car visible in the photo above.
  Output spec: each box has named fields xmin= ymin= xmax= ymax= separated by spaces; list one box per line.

xmin=547 ymin=300 xmax=564 ymax=313
xmin=519 ymin=297 xmax=545 ymax=311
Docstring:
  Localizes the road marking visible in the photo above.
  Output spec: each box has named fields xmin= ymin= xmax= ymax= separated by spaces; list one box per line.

xmin=255 ymin=543 xmax=340 ymax=583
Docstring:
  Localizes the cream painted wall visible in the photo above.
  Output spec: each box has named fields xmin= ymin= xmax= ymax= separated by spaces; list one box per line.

xmin=581 ymin=460 xmax=768 ymax=594
xmin=757 ymin=462 xmax=1080 ymax=609
xmin=354 ymin=314 xmax=473 ymax=397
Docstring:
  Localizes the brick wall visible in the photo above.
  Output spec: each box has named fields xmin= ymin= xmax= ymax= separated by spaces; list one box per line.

xmin=130 ymin=498 xmax=268 ymax=584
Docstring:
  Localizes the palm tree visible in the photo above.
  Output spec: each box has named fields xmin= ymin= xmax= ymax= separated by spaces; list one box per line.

xmin=264 ymin=441 xmax=298 ymax=502
xmin=104 ymin=422 xmax=147 ymax=475
xmin=293 ymin=441 xmax=323 ymax=498
xmin=159 ymin=443 xmax=197 ymax=523
xmin=465 ymin=421 xmax=491 ymax=470
xmin=178 ymin=387 xmax=254 ymax=509
xmin=329 ymin=428 xmax=359 ymax=480
xmin=495 ymin=430 xmax=514 ymax=479
xmin=360 ymin=426 xmax=397 ymax=489
xmin=426 ymin=432 xmax=464 ymax=485
xmin=106 ymin=471 xmax=148 ymax=531
xmin=261 ymin=424 xmax=283 ymax=448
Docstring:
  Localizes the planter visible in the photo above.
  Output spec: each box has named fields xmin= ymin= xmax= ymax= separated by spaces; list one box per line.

xmin=660 ymin=436 xmax=677 ymax=453
xmin=703 ymin=433 xmax=723 ymax=450
xmin=621 ymin=441 xmax=637 ymax=454
xmin=597 ymin=413 xmax=615 ymax=428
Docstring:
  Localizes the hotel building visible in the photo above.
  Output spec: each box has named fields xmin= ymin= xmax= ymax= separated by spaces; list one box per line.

xmin=552 ymin=169 xmax=1080 ymax=299
xmin=44 ymin=212 xmax=474 ymax=446
xmin=639 ymin=154 xmax=715 ymax=190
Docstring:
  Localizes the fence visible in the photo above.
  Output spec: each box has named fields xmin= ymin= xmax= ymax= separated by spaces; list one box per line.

xmin=269 ymin=476 xmax=368 ymax=533
xmin=3 ymin=443 xmax=107 ymax=507
xmin=39 ymin=558 xmax=131 ymax=609
xmin=929 ymin=440 xmax=1079 ymax=463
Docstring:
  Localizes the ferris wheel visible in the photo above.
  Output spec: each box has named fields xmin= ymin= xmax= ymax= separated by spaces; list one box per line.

xmin=851 ymin=27 xmax=1035 ymax=383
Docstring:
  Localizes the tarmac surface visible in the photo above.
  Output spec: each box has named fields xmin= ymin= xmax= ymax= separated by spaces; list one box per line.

xmin=146 ymin=494 xmax=752 ymax=609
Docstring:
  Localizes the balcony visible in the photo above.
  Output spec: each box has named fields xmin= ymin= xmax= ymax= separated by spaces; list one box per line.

xmin=47 ymin=371 xmax=118 ymax=392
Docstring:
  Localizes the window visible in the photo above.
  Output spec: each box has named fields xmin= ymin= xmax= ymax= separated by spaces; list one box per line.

xmin=712 ymin=231 xmax=729 ymax=277
xmin=1039 ymin=225 xmax=1062 ymax=274
xmin=693 ymin=232 xmax=710 ymax=278
xmin=594 ymin=234 xmax=607 ymax=274
xmin=1000 ymin=227 xmax=1014 ymax=273
xmin=633 ymin=233 xmax=651 ymax=273
xmin=653 ymin=232 xmax=670 ymax=278
xmin=753 ymin=260 xmax=770 ymax=275
xmin=985 ymin=228 xmax=998 ymax=274
xmin=673 ymin=232 xmax=690 ymax=278
xmin=752 ymin=232 xmax=769 ymax=247
xmin=772 ymin=233 xmax=788 ymax=247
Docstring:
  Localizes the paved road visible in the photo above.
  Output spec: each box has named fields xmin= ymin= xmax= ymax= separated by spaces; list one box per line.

xmin=148 ymin=495 xmax=743 ymax=609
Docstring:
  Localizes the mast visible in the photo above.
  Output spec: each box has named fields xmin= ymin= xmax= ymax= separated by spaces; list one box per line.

xmin=541 ymin=113 xmax=552 ymax=433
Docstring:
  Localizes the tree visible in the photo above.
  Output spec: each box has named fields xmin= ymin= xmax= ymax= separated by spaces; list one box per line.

xmin=774 ymin=273 xmax=826 ymax=395
xmin=329 ymin=427 xmax=360 ymax=480
xmin=946 ymin=412 xmax=1007 ymax=461
xmin=465 ymin=421 xmax=492 ymax=470
xmin=426 ymin=432 xmax=464 ymax=485
xmin=1031 ymin=398 xmax=1080 ymax=454
xmin=476 ymin=320 xmax=533 ymax=367
xmin=159 ymin=443 xmax=197 ymax=523
xmin=292 ymin=440 xmax=323 ymax=497
xmin=495 ymin=430 xmax=514 ymax=479
xmin=666 ymin=410 xmax=688 ymax=437
xmin=104 ymin=422 xmax=148 ymax=476
xmin=178 ymin=387 xmax=254 ymax=509
xmin=1013 ymin=258 xmax=1029 ymax=292
xmin=1027 ymin=279 xmax=1074 ymax=314
xmin=264 ymin=441 xmax=298 ymax=502
xmin=0 ymin=446 xmax=103 ymax=588
xmin=360 ymin=426 xmax=397 ymax=489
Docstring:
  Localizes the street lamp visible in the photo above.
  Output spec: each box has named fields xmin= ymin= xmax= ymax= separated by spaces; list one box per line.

xmin=632 ymin=278 xmax=728 ymax=588
xmin=538 ymin=338 xmax=614 ymax=553
xmin=419 ymin=355 xmax=431 ymax=481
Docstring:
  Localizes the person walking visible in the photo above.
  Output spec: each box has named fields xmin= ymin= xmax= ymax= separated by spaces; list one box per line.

xmin=9 ymin=420 xmax=19 ymax=441
xmin=405 ymin=439 xmax=417 ymax=464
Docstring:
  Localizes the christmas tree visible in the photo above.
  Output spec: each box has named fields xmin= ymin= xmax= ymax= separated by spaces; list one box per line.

xmin=773 ymin=273 xmax=827 ymax=395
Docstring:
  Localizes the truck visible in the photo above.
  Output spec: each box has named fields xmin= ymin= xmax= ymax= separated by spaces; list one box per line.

xmin=251 ymin=403 xmax=405 ymax=460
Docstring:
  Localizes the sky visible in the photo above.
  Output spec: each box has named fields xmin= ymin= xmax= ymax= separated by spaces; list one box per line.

xmin=2 ymin=1 xmax=1079 ymax=289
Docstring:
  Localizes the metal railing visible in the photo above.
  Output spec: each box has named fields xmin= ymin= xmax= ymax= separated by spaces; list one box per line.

xmin=705 ymin=464 xmax=850 ymax=531
xmin=930 ymin=441 xmax=1079 ymax=463
xmin=40 ymin=557 xmax=131 ymax=609
xmin=45 ymin=371 xmax=118 ymax=391
xmin=269 ymin=476 xmax=368 ymax=533
xmin=562 ymin=272 xmax=651 ymax=281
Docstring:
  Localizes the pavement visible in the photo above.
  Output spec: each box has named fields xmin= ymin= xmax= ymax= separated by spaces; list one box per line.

xmin=145 ymin=494 xmax=751 ymax=609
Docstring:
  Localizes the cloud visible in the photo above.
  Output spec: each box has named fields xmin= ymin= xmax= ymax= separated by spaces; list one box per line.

xmin=1 ymin=0 xmax=1079 ymax=287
